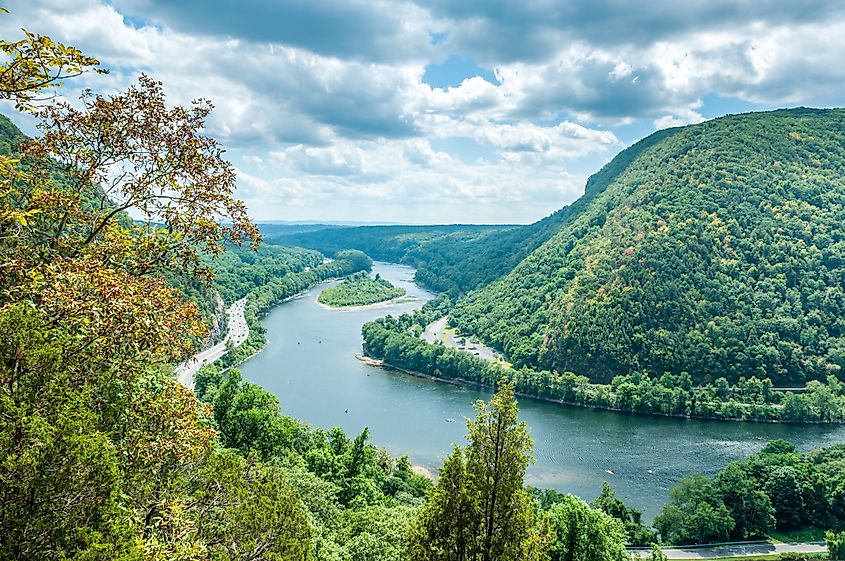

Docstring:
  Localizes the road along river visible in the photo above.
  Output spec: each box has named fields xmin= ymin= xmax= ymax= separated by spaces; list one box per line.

xmin=176 ymin=297 xmax=248 ymax=388
xmin=238 ymin=262 xmax=845 ymax=519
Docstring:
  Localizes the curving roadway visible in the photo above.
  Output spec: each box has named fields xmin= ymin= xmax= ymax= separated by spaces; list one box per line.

xmin=175 ymin=297 xmax=249 ymax=388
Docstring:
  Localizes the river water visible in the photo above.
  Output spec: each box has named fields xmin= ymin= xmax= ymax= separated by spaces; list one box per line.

xmin=239 ymin=262 xmax=845 ymax=518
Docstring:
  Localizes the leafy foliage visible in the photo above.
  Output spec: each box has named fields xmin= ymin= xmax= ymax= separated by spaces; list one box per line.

xmin=406 ymin=381 xmax=549 ymax=561
xmin=0 ymin=25 xmax=330 ymax=559
xmin=827 ymin=530 xmax=845 ymax=560
xmin=591 ymin=482 xmax=657 ymax=546
xmin=195 ymin=367 xmax=433 ymax=560
xmin=362 ymin=301 xmax=845 ymax=423
xmin=450 ymin=109 xmax=845 ymax=386
xmin=318 ymin=271 xmax=406 ymax=308
xmin=0 ymin=24 xmax=105 ymax=111
xmin=546 ymin=495 xmax=628 ymax=561
xmin=654 ymin=439 xmax=845 ymax=544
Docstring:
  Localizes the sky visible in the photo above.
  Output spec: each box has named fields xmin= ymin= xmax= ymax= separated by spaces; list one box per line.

xmin=3 ymin=1 xmax=845 ymax=224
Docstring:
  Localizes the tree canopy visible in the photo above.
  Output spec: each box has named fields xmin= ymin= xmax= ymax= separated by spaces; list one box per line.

xmin=449 ymin=110 xmax=845 ymax=386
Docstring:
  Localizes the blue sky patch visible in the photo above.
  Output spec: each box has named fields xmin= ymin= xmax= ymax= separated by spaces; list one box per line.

xmin=423 ymin=54 xmax=498 ymax=89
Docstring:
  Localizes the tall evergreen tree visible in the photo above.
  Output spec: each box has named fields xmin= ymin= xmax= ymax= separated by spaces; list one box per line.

xmin=406 ymin=447 xmax=476 ymax=561
xmin=407 ymin=380 xmax=547 ymax=561
xmin=465 ymin=381 xmax=541 ymax=561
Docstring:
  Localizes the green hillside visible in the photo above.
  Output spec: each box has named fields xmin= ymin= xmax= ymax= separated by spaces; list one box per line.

xmin=265 ymin=223 xmax=513 ymax=294
xmin=451 ymin=108 xmax=845 ymax=386
xmin=266 ymin=127 xmax=683 ymax=297
xmin=265 ymin=211 xmax=575 ymax=295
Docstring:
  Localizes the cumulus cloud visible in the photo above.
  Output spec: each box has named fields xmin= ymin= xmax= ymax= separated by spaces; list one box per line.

xmin=111 ymin=0 xmax=438 ymax=63
xmin=427 ymin=0 xmax=845 ymax=61
xmin=4 ymin=0 xmax=845 ymax=223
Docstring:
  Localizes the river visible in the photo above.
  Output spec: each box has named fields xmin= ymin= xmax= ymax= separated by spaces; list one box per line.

xmin=239 ymin=262 xmax=845 ymax=519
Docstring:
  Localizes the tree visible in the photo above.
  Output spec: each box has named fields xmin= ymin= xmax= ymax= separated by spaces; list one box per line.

xmin=714 ymin=463 xmax=775 ymax=538
xmin=653 ymin=474 xmax=735 ymax=545
xmin=407 ymin=381 xmax=547 ymax=561
xmin=546 ymin=495 xmax=627 ymax=561
xmin=0 ymin=20 xmax=262 ymax=559
xmin=591 ymin=482 xmax=654 ymax=546
xmin=764 ymin=466 xmax=806 ymax=529
xmin=334 ymin=505 xmax=416 ymax=561
xmin=465 ymin=380 xmax=545 ymax=561
xmin=407 ymin=448 xmax=477 ymax=561
xmin=591 ymin=482 xmax=631 ymax=521
xmin=646 ymin=543 xmax=668 ymax=561
xmin=188 ymin=450 xmax=312 ymax=561
xmin=827 ymin=530 xmax=845 ymax=561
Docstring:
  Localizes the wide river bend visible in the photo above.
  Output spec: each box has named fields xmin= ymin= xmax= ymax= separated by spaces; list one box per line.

xmin=239 ymin=262 xmax=845 ymax=519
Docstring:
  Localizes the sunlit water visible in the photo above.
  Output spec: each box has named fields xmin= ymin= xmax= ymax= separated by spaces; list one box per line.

xmin=239 ymin=262 xmax=845 ymax=519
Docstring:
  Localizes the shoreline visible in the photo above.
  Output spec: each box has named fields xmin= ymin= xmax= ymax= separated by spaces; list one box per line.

xmin=202 ymin=275 xmax=347 ymax=374
xmin=207 ymin=262 xmax=839 ymax=427
xmin=315 ymin=294 xmax=417 ymax=312
xmin=358 ymin=352 xmax=844 ymax=426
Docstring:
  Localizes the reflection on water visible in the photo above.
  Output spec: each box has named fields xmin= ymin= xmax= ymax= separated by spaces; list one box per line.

xmin=240 ymin=262 xmax=845 ymax=519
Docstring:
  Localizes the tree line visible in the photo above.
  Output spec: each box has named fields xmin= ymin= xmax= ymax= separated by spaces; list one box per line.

xmin=362 ymin=299 xmax=845 ymax=424
xmin=654 ymin=439 xmax=845 ymax=545
xmin=215 ymin=249 xmax=373 ymax=368
xmin=318 ymin=271 xmax=406 ymax=308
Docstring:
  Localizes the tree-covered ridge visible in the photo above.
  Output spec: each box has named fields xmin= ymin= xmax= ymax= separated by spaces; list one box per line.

xmin=166 ymin=243 xmax=327 ymax=346
xmin=318 ymin=271 xmax=406 ymax=308
xmin=265 ymin=223 xmax=513 ymax=294
xmin=362 ymin=299 xmax=845 ymax=423
xmin=264 ymin=214 xmax=577 ymax=296
xmin=451 ymin=108 xmax=845 ymax=386
xmin=210 ymin=243 xmax=326 ymax=304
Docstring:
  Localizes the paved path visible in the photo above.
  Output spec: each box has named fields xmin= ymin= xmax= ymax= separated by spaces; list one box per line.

xmin=422 ymin=316 xmax=502 ymax=361
xmin=631 ymin=541 xmax=827 ymax=559
xmin=175 ymin=297 xmax=248 ymax=388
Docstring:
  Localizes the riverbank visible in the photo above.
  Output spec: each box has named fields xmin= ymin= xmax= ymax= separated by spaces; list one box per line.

xmin=363 ymin=347 xmax=845 ymax=425
xmin=364 ymin=304 xmax=845 ymax=425
xmin=237 ymin=260 xmax=845 ymax=520
xmin=317 ymin=294 xmax=417 ymax=312
xmin=220 ymin=278 xmax=352 ymax=369
xmin=181 ymin=259 xmax=371 ymax=381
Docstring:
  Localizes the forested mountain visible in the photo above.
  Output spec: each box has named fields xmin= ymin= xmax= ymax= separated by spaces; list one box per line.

xmin=266 ymin=127 xmax=683 ymax=297
xmin=266 ymin=216 xmax=583 ymax=296
xmin=265 ymin=223 xmax=510 ymax=294
xmin=451 ymin=108 xmax=845 ymax=386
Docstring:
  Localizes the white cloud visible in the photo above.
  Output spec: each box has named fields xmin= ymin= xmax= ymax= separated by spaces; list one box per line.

xmin=5 ymin=0 xmax=845 ymax=223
